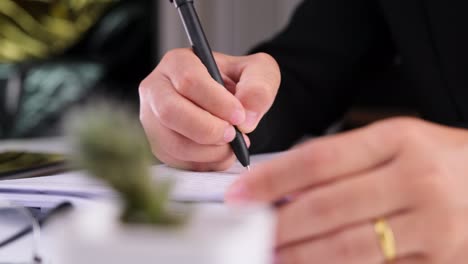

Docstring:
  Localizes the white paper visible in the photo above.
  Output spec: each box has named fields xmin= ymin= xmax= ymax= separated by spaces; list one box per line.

xmin=156 ymin=153 xmax=282 ymax=202
xmin=0 ymin=172 xmax=114 ymax=198
xmin=0 ymin=153 xmax=283 ymax=203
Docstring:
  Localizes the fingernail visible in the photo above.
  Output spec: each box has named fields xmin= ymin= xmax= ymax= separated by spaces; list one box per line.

xmin=244 ymin=111 xmax=259 ymax=130
xmin=230 ymin=108 xmax=245 ymax=125
xmin=224 ymin=126 xmax=236 ymax=142
xmin=225 ymin=181 xmax=251 ymax=203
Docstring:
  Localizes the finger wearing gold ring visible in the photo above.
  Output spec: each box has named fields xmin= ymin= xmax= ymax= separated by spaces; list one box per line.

xmin=276 ymin=213 xmax=425 ymax=264
xmin=275 ymin=164 xmax=408 ymax=247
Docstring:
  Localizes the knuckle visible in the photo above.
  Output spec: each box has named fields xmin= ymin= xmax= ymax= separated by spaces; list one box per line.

xmin=253 ymin=52 xmax=278 ymax=71
xmin=176 ymin=70 xmax=197 ymax=95
xmin=253 ymin=52 xmax=274 ymax=64
xmin=154 ymin=100 xmax=174 ymax=125
xmin=375 ymin=117 xmax=422 ymax=139
xmin=138 ymin=78 xmax=149 ymax=96
xmin=368 ymin=117 xmax=424 ymax=153
xmin=138 ymin=74 xmax=159 ymax=100
xmin=253 ymin=52 xmax=281 ymax=81
xmin=139 ymin=101 xmax=149 ymax=123
xmin=162 ymin=49 xmax=177 ymax=61
xmin=139 ymin=86 xmax=154 ymax=120
xmin=139 ymin=108 xmax=147 ymax=124
xmin=381 ymin=116 xmax=421 ymax=128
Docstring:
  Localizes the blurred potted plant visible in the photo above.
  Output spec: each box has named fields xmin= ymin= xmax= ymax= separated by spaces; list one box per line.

xmin=48 ymin=103 xmax=275 ymax=264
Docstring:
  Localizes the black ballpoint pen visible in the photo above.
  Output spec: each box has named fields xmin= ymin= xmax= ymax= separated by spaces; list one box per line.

xmin=170 ymin=0 xmax=251 ymax=170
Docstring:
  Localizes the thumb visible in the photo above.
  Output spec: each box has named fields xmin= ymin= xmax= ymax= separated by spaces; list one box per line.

xmin=233 ymin=53 xmax=281 ymax=133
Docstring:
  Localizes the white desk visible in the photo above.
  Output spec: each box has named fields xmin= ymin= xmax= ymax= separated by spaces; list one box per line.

xmin=0 ymin=137 xmax=67 ymax=154
xmin=0 ymin=138 xmax=67 ymax=263
xmin=0 ymin=138 xmax=276 ymax=264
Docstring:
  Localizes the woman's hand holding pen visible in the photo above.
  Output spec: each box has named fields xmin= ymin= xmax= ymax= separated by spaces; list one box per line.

xmin=226 ymin=118 xmax=468 ymax=264
xmin=139 ymin=49 xmax=280 ymax=171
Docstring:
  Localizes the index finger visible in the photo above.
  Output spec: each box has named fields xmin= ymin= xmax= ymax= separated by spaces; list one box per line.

xmin=159 ymin=49 xmax=246 ymax=125
xmin=225 ymin=121 xmax=403 ymax=203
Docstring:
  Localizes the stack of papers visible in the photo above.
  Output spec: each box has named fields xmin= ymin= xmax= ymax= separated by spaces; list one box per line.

xmin=0 ymin=153 xmax=282 ymax=207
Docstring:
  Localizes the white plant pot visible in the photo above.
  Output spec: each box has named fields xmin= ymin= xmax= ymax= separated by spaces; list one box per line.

xmin=48 ymin=202 xmax=275 ymax=264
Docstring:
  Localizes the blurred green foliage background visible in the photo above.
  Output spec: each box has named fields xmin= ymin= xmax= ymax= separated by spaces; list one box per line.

xmin=0 ymin=0 xmax=155 ymax=139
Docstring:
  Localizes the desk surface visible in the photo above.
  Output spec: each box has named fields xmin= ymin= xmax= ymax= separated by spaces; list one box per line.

xmin=0 ymin=138 xmax=274 ymax=264
xmin=0 ymin=137 xmax=67 ymax=154
xmin=0 ymin=138 xmax=65 ymax=262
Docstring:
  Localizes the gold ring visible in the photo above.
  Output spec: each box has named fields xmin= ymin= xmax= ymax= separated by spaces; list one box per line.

xmin=374 ymin=218 xmax=396 ymax=262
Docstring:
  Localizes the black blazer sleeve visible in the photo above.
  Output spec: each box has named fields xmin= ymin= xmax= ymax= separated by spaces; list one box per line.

xmin=248 ymin=0 xmax=396 ymax=153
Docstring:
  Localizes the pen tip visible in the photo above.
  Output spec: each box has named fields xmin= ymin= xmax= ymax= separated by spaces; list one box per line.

xmin=246 ymin=165 xmax=251 ymax=171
